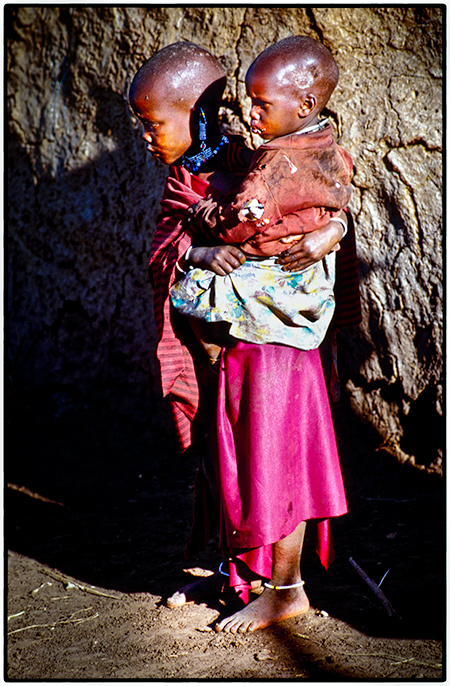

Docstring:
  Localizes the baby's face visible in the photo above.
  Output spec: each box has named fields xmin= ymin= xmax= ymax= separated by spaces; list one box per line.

xmin=246 ymin=64 xmax=303 ymax=140
xmin=130 ymin=83 xmax=193 ymax=165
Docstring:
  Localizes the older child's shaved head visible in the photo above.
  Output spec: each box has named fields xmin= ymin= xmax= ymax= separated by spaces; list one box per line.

xmin=129 ymin=42 xmax=227 ymax=165
xmin=130 ymin=41 xmax=226 ymax=113
xmin=249 ymin=35 xmax=339 ymax=111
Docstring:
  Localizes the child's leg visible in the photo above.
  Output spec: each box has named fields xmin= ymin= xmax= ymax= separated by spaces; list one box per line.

xmin=189 ymin=318 xmax=236 ymax=367
xmin=215 ymin=521 xmax=309 ymax=633
xmin=189 ymin=318 xmax=223 ymax=364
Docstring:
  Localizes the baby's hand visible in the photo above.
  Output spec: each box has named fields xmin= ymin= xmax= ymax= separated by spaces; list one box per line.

xmin=277 ymin=220 xmax=344 ymax=272
xmin=188 ymin=245 xmax=246 ymax=276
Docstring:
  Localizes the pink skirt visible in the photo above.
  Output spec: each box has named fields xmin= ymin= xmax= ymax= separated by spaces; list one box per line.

xmin=216 ymin=342 xmax=347 ymax=599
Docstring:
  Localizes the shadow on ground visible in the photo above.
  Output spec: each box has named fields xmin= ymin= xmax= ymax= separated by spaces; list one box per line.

xmin=6 ymin=383 xmax=445 ymax=649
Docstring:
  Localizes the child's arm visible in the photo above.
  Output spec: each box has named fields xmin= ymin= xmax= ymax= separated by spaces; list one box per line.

xmin=276 ymin=213 xmax=347 ymax=272
xmin=178 ymin=244 xmax=246 ymax=277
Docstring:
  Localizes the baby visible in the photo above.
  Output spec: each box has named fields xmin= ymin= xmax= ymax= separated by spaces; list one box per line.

xmin=170 ymin=36 xmax=352 ymax=360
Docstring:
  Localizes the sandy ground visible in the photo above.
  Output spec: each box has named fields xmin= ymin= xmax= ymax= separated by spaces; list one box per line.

xmin=6 ymin=387 xmax=444 ymax=680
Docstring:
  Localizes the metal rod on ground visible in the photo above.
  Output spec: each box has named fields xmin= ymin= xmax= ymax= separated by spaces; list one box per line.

xmin=348 ymin=556 xmax=399 ymax=618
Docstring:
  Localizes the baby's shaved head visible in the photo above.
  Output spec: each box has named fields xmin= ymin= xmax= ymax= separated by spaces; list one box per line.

xmin=249 ymin=36 xmax=339 ymax=110
xmin=130 ymin=41 xmax=226 ymax=112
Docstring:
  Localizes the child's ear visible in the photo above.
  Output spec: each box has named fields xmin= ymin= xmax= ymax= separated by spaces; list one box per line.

xmin=298 ymin=94 xmax=317 ymax=118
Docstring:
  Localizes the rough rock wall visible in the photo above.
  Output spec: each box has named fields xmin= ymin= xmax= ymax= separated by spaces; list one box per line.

xmin=7 ymin=7 xmax=443 ymax=468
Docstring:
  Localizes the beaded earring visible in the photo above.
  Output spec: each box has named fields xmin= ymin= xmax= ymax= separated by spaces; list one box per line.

xmin=199 ymin=107 xmax=207 ymax=148
xmin=181 ymin=107 xmax=228 ymax=174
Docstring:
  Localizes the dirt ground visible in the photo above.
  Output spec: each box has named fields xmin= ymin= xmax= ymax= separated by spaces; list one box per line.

xmin=6 ymin=386 xmax=444 ymax=680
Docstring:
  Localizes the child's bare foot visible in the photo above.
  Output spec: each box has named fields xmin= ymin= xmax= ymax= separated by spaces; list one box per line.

xmin=215 ymin=583 xmax=309 ymax=633
xmin=166 ymin=572 xmax=224 ymax=608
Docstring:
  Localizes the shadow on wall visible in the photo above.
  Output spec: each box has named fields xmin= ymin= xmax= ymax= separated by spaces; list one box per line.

xmin=334 ymin=324 xmax=443 ymax=472
xmin=7 ymin=88 xmax=168 ymax=419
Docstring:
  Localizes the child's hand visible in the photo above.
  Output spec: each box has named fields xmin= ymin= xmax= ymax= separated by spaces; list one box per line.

xmin=188 ymin=245 xmax=246 ymax=276
xmin=276 ymin=220 xmax=345 ymax=272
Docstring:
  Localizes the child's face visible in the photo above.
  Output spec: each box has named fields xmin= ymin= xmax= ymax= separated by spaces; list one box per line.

xmin=131 ymin=86 xmax=193 ymax=165
xmin=246 ymin=65 xmax=304 ymax=140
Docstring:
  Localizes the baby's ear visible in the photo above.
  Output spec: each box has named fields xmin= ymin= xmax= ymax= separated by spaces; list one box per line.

xmin=298 ymin=94 xmax=317 ymax=118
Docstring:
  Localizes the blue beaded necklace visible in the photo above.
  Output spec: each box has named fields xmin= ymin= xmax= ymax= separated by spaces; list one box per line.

xmin=181 ymin=108 xmax=228 ymax=174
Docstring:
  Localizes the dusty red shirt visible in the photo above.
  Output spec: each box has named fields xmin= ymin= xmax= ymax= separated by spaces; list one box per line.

xmin=192 ymin=123 xmax=353 ymax=256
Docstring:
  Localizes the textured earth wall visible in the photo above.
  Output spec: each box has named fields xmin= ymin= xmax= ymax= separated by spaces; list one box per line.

xmin=7 ymin=7 xmax=443 ymax=471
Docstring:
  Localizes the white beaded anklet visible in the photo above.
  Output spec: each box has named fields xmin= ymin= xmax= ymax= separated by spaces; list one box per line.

xmin=264 ymin=580 xmax=305 ymax=590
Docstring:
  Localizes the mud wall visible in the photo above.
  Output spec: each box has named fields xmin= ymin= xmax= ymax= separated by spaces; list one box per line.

xmin=7 ymin=7 xmax=443 ymax=470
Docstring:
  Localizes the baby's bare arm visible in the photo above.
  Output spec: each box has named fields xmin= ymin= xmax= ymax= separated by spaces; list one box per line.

xmin=276 ymin=212 xmax=347 ymax=272
xmin=180 ymin=245 xmax=246 ymax=277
